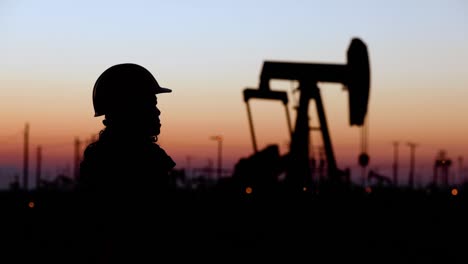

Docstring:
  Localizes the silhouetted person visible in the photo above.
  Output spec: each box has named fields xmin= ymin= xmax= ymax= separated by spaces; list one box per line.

xmin=77 ymin=63 xmax=176 ymax=263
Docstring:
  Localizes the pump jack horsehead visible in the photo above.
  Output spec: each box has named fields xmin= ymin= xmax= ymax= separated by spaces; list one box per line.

xmin=242 ymin=38 xmax=370 ymax=192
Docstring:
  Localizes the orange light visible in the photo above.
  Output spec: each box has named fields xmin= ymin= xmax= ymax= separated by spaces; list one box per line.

xmin=303 ymin=187 xmax=307 ymax=192
xmin=28 ymin=201 xmax=35 ymax=208
xmin=365 ymin=187 xmax=372 ymax=194
xmin=245 ymin=187 xmax=253 ymax=194
xmin=451 ymin=188 xmax=458 ymax=196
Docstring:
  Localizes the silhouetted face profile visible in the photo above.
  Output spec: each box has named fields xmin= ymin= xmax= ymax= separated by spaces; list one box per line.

xmin=101 ymin=93 xmax=161 ymax=137
xmin=92 ymin=63 xmax=171 ymax=139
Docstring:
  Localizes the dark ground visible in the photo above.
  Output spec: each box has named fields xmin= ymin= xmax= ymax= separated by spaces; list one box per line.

xmin=1 ymin=184 xmax=467 ymax=264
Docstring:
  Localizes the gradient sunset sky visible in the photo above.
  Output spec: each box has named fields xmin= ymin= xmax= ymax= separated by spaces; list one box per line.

xmin=1 ymin=0 xmax=467 ymax=187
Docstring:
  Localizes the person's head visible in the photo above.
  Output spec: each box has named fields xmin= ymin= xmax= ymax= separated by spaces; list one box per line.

xmin=92 ymin=63 xmax=171 ymax=138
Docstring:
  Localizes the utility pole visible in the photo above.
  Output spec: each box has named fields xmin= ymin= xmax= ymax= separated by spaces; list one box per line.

xmin=210 ymin=135 xmax=223 ymax=179
xmin=407 ymin=142 xmax=418 ymax=189
xmin=186 ymin=155 xmax=192 ymax=178
xmin=74 ymin=137 xmax=81 ymax=181
xmin=36 ymin=145 xmax=42 ymax=189
xmin=458 ymin=156 xmax=464 ymax=185
xmin=23 ymin=123 xmax=29 ymax=190
xmin=393 ymin=141 xmax=399 ymax=186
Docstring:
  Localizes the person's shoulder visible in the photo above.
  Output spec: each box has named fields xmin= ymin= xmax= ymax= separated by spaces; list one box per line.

xmin=150 ymin=143 xmax=176 ymax=168
xmin=83 ymin=142 xmax=99 ymax=156
xmin=82 ymin=140 xmax=111 ymax=161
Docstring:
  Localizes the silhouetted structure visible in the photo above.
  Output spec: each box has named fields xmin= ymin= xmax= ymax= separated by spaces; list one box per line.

xmin=458 ymin=156 xmax=464 ymax=184
xmin=407 ymin=142 xmax=418 ymax=188
xmin=368 ymin=169 xmax=393 ymax=187
xmin=23 ymin=122 xmax=29 ymax=190
xmin=35 ymin=145 xmax=42 ymax=189
xmin=241 ymin=38 xmax=370 ymax=192
xmin=73 ymin=137 xmax=81 ymax=181
xmin=9 ymin=175 xmax=20 ymax=191
xmin=210 ymin=135 xmax=223 ymax=179
xmin=393 ymin=141 xmax=399 ymax=186
xmin=232 ymin=144 xmax=284 ymax=194
xmin=433 ymin=150 xmax=452 ymax=187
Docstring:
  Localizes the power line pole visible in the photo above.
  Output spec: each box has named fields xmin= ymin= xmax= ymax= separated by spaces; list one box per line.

xmin=210 ymin=135 xmax=223 ymax=179
xmin=407 ymin=142 xmax=418 ymax=189
xmin=36 ymin=145 xmax=42 ymax=190
xmin=23 ymin=123 xmax=29 ymax=190
xmin=393 ymin=141 xmax=399 ymax=186
xmin=186 ymin=155 xmax=192 ymax=178
xmin=458 ymin=156 xmax=464 ymax=185
xmin=74 ymin=137 xmax=81 ymax=181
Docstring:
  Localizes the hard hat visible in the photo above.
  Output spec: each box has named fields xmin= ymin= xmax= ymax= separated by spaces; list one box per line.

xmin=92 ymin=63 xmax=172 ymax=117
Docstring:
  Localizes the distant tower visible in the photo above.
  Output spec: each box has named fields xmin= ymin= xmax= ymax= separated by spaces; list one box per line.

xmin=74 ymin=137 xmax=81 ymax=181
xmin=210 ymin=135 xmax=223 ymax=179
xmin=36 ymin=145 xmax=42 ymax=189
xmin=206 ymin=158 xmax=214 ymax=178
xmin=23 ymin=123 xmax=30 ymax=190
xmin=392 ymin=141 xmax=399 ymax=186
xmin=458 ymin=156 xmax=464 ymax=184
xmin=186 ymin=155 xmax=192 ymax=178
xmin=318 ymin=147 xmax=326 ymax=182
xmin=407 ymin=142 xmax=418 ymax=189
xmin=433 ymin=150 xmax=452 ymax=187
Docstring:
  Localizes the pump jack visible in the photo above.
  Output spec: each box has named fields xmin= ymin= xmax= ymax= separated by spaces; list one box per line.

xmin=240 ymin=38 xmax=370 ymax=191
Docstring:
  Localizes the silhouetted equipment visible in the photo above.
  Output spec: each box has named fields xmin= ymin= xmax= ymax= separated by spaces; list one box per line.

xmin=23 ymin=122 xmax=29 ymax=190
xmin=368 ymin=170 xmax=393 ymax=187
xmin=358 ymin=152 xmax=370 ymax=185
xmin=241 ymin=38 xmax=370 ymax=190
xmin=36 ymin=145 xmax=42 ymax=189
xmin=74 ymin=137 xmax=81 ymax=181
xmin=259 ymin=38 xmax=370 ymax=125
xmin=433 ymin=150 xmax=452 ymax=187
xmin=358 ymin=153 xmax=370 ymax=167
xmin=232 ymin=145 xmax=284 ymax=192
xmin=9 ymin=175 xmax=20 ymax=191
xmin=317 ymin=147 xmax=326 ymax=181
xmin=243 ymin=89 xmax=292 ymax=152
xmin=186 ymin=155 xmax=193 ymax=178
xmin=458 ymin=156 xmax=464 ymax=184
xmin=358 ymin=115 xmax=370 ymax=184
xmin=393 ymin=141 xmax=399 ymax=186
xmin=92 ymin=63 xmax=172 ymax=117
xmin=210 ymin=135 xmax=223 ymax=179
xmin=407 ymin=142 xmax=418 ymax=188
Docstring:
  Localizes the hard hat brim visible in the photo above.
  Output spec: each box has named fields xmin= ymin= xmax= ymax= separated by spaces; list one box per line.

xmin=155 ymin=87 xmax=172 ymax=94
